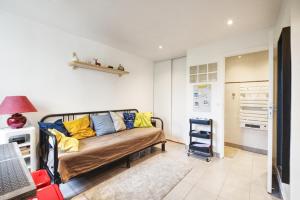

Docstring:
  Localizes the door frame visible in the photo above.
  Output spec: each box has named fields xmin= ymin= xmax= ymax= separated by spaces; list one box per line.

xmin=267 ymin=31 xmax=274 ymax=194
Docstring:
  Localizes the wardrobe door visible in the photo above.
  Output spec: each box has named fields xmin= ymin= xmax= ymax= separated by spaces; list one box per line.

xmin=171 ymin=57 xmax=187 ymax=143
xmin=154 ymin=61 xmax=172 ymax=138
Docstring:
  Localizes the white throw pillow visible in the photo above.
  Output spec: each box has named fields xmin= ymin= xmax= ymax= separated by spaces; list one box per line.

xmin=110 ymin=112 xmax=126 ymax=132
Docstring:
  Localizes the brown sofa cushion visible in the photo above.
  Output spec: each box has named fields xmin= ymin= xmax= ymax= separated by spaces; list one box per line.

xmin=58 ymin=127 xmax=165 ymax=182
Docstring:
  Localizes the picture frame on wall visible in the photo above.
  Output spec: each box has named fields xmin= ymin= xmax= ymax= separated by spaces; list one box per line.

xmin=193 ymin=84 xmax=211 ymax=112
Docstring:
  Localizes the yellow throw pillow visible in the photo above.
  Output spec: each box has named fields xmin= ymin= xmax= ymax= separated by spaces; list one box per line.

xmin=134 ymin=112 xmax=153 ymax=128
xmin=48 ymin=129 xmax=79 ymax=152
xmin=63 ymin=115 xmax=95 ymax=140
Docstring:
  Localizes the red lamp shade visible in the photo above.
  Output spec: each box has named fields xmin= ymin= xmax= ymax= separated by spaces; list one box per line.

xmin=0 ymin=96 xmax=37 ymax=128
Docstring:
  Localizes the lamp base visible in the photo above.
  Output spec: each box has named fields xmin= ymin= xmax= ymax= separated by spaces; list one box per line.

xmin=7 ymin=113 xmax=27 ymax=129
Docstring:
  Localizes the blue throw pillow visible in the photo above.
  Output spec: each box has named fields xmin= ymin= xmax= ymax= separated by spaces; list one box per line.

xmin=38 ymin=119 xmax=69 ymax=136
xmin=91 ymin=114 xmax=116 ymax=136
xmin=123 ymin=113 xmax=136 ymax=129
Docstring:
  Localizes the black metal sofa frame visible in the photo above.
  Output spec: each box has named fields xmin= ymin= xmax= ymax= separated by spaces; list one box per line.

xmin=39 ymin=109 xmax=165 ymax=184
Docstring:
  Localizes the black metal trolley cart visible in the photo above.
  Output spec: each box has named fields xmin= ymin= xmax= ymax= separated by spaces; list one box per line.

xmin=187 ymin=118 xmax=213 ymax=162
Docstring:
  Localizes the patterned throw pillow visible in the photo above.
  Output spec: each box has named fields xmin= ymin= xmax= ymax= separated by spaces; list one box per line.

xmin=39 ymin=119 xmax=69 ymax=136
xmin=91 ymin=114 xmax=116 ymax=136
xmin=134 ymin=112 xmax=153 ymax=128
xmin=123 ymin=113 xmax=136 ymax=129
xmin=110 ymin=112 xmax=126 ymax=132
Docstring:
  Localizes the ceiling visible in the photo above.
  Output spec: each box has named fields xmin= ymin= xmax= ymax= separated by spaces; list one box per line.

xmin=0 ymin=0 xmax=281 ymax=61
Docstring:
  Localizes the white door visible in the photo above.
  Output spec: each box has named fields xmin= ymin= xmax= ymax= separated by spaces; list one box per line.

xmin=171 ymin=57 xmax=187 ymax=143
xmin=154 ymin=60 xmax=172 ymax=138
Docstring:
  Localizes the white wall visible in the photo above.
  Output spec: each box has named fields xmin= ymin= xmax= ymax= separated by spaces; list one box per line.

xmin=225 ymin=51 xmax=269 ymax=82
xmin=273 ymin=1 xmax=300 ymax=198
xmin=186 ymin=29 xmax=270 ymax=157
xmin=273 ymin=0 xmax=291 ymax=45
xmin=272 ymin=0 xmax=291 ymax=199
xmin=0 ymin=12 xmax=154 ymax=128
xmin=290 ymin=1 xmax=300 ymax=200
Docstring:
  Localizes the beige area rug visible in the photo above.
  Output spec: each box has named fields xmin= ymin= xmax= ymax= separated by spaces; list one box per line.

xmin=72 ymin=154 xmax=192 ymax=200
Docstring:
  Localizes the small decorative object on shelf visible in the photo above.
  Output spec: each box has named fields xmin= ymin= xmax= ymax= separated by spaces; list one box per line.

xmin=0 ymin=96 xmax=37 ymax=129
xmin=69 ymin=61 xmax=129 ymax=77
xmin=187 ymin=118 xmax=213 ymax=162
xmin=72 ymin=52 xmax=79 ymax=62
xmin=118 ymin=64 xmax=125 ymax=71
xmin=93 ymin=58 xmax=101 ymax=66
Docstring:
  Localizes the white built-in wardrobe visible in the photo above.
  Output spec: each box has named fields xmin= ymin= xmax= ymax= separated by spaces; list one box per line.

xmin=154 ymin=57 xmax=186 ymax=143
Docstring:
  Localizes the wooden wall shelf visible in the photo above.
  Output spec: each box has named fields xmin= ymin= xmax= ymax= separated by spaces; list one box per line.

xmin=69 ymin=61 xmax=129 ymax=77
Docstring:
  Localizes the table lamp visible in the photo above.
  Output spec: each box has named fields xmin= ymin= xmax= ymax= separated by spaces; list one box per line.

xmin=0 ymin=96 xmax=37 ymax=129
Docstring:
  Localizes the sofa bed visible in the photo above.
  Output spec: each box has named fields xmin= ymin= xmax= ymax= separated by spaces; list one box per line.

xmin=39 ymin=109 xmax=166 ymax=184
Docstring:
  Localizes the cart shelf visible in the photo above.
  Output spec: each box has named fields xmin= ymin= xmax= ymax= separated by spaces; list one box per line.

xmin=188 ymin=118 xmax=213 ymax=162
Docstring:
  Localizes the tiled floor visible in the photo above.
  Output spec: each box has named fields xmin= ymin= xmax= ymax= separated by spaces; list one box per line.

xmin=60 ymin=142 xmax=280 ymax=200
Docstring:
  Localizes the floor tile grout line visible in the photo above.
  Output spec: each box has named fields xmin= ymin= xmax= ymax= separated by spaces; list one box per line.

xmin=216 ymin=161 xmax=232 ymax=199
xmin=182 ymin=159 xmax=220 ymax=200
xmin=182 ymin=166 xmax=209 ymax=200
xmin=215 ymin=149 xmax=236 ymax=200
xmin=182 ymin=182 xmax=197 ymax=200
xmin=220 ymin=148 xmax=256 ymax=200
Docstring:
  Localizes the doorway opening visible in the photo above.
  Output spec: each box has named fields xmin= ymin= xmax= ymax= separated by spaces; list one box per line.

xmin=224 ymin=50 xmax=269 ymax=156
xmin=224 ymin=50 xmax=272 ymax=194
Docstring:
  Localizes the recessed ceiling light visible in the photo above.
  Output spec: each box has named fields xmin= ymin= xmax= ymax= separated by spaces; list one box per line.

xmin=158 ymin=45 xmax=163 ymax=49
xmin=238 ymin=55 xmax=242 ymax=59
xmin=227 ymin=19 xmax=233 ymax=26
